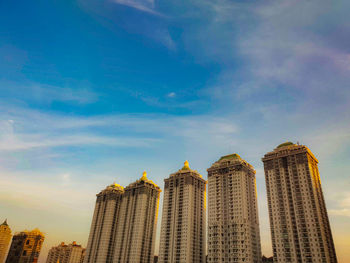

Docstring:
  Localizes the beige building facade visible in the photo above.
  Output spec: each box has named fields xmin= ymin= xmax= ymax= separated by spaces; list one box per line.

xmin=84 ymin=172 xmax=160 ymax=263
xmin=84 ymin=183 xmax=124 ymax=263
xmin=113 ymin=172 xmax=161 ymax=263
xmin=207 ymin=154 xmax=262 ymax=263
xmin=5 ymin=229 xmax=44 ymax=263
xmin=0 ymin=220 xmax=12 ymax=263
xmin=262 ymin=142 xmax=337 ymax=263
xmin=46 ymin=242 xmax=85 ymax=263
xmin=158 ymin=161 xmax=207 ymax=263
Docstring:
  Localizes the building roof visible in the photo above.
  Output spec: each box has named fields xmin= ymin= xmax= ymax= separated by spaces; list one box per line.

xmin=139 ymin=171 xmax=159 ymax=188
xmin=262 ymin=142 xmax=319 ymax=163
xmin=181 ymin=160 xmax=190 ymax=170
xmin=126 ymin=171 xmax=161 ymax=190
xmin=276 ymin=141 xmax=295 ymax=148
xmin=219 ymin=153 xmax=241 ymax=161
xmin=170 ymin=161 xmax=204 ymax=179
xmin=209 ymin=153 xmax=255 ymax=173
xmin=99 ymin=182 xmax=124 ymax=196
xmin=15 ymin=228 xmax=45 ymax=237
xmin=107 ymin=182 xmax=124 ymax=191
xmin=1 ymin=219 xmax=8 ymax=226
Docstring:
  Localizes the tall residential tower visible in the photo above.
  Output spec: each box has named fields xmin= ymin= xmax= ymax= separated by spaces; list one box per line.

xmin=0 ymin=220 xmax=12 ymax=263
xmin=84 ymin=183 xmax=124 ymax=263
xmin=262 ymin=142 xmax=337 ymax=263
xmin=158 ymin=161 xmax=207 ymax=263
xmin=207 ymin=154 xmax=261 ymax=263
xmin=113 ymin=172 xmax=161 ymax=263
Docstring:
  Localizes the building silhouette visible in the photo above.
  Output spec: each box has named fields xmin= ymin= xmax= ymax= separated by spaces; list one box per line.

xmin=113 ymin=172 xmax=161 ymax=263
xmin=46 ymin=242 xmax=85 ymax=263
xmin=158 ymin=161 xmax=207 ymax=263
xmin=262 ymin=142 xmax=337 ymax=263
xmin=207 ymin=154 xmax=262 ymax=263
xmin=5 ymin=229 xmax=44 ymax=263
xmin=84 ymin=183 xmax=124 ymax=263
xmin=0 ymin=220 xmax=12 ymax=263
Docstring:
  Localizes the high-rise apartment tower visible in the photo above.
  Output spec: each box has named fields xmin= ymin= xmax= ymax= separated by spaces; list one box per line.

xmin=5 ymin=229 xmax=44 ymax=263
xmin=158 ymin=161 xmax=207 ymax=263
xmin=207 ymin=154 xmax=262 ymax=263
xmin=262 ymin=142 xmax=337 ymax=263
xmin=0 ymin=220 xmax=12 ymax=263
xmin=84 ymin=172 xmax=160 ymax=263
xmin=84 ymin=183 xmax=124 ymax=263
xmin=113 ymin=172 xmax=161 ymax=263
xmin=46 ymin=242 xmax=85 ymax=263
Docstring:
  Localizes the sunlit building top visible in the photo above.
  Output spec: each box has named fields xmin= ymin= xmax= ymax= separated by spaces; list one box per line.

xmin=263 ymin=141 xmax=319 ymax=163
xmin=126 ymin=171 xmax=161 ymax=190
xmin=170 ymin=160 xmax=203 ymax=178
xmin=209 ymin=153 xmax=255 ymax=172
xmin=99 ymin=182 xmax=124 ymax=195
xmin=0 ymin=219 xmax=12 ymax=263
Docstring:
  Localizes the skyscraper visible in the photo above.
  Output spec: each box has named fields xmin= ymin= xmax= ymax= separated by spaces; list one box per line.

xmin=5 ymin=229 xmax=44 ymax=263
xmin=113 ymin=172 xmax=161 ymax=263
xmin=46 ymin=242 xmax=85 ymax=263
xmin=207 ymin=154 xmax=262 ymax=263
xmin=158 ymin=161 xmax=207 ymax=263
xmin=262 ymin=142 xmax=337 ymax=263
xmin=0 ymin=220 xmax=12 ymax=263
xmin=84 ymin=183 xmax=124 ymax=263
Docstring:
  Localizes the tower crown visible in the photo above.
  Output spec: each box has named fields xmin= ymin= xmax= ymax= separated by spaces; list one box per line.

xmin=141 ymin=171 xmax=148 ymax=180
xmin=276 ymin=141 xmax=295 ymax=148
xmin=182 ymin=160 xmax=190 ymax=170
xmin=219 ymin=153 xmax=241 ymax=161
xmin=128 ymin=171 xmax=160 ymax=190
xmin=107 ymin=182 xmax=124 ymax=191
xmin=1 ymin=219 xmax=8 ymax=226
xmin=209 ymin=153 xmax=255 ymax=173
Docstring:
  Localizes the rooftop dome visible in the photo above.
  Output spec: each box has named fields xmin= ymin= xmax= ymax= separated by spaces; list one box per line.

xmin=107 ymin=183 xmax=124 ymax=191
xmin=181 ymin=160 xmax=190 ymax=170
xmin=137 ymin=171 xmax=159 ymax=188
xmin=219 ymin=153 xmax=241 ymax=161
xmin=277 ymin=142 xmax=295 ymax=148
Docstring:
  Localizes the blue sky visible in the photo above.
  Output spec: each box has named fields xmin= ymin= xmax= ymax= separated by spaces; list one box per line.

xmin=0 ymin=0 xmax=350 ymax=262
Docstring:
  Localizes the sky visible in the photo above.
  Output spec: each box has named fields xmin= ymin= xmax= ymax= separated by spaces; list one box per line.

xmin=0 ymin=0 xmax=350 ymax=262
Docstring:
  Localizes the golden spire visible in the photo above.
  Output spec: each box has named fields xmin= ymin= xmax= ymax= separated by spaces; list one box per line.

xmin=182 ymin=160 xmax=190 ymax=170
xmin=141 ymin=171 xmax=147 ymax=180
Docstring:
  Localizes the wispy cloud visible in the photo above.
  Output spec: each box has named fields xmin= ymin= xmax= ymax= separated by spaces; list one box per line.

xmin=110 ymin=0 xmax=160 ymax=15
xmin=0 ymin=105 xmax=238 ymax=155
xmin=0 ymin=119 xmax=160 ymax=152
xmin=329 ymin=192 xmax=350 ymax=218
xmin=0 ymin=81 xmax=98 ymax=105
xmin=167 ymin=92 xmax=176 ymax=98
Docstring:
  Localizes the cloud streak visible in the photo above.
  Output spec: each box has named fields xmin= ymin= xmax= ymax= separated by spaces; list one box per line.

xmin=111 ymin=0 xmax=160 ymax=15
xmin=0 ymin=81 xmax=98 ymax=105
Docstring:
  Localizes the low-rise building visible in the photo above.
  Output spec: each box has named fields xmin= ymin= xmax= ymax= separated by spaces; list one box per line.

xmin=46 ymin=242 xmax=85 ymax=263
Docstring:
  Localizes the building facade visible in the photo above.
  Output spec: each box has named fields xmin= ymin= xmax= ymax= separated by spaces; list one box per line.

xmin=207 ymin=154 xmax=262 ymax=263
xmin=0 ymin=220 xmax=12 ymax=263
xmin=113 ymin=172 xmax=161 ymax=263
xmin=46 ymin=242 xmax=85 ymax=263
xmin=5 ymin=229 xmax=44 ymax=263
xmin=84 ymin=183 xmax=124 ymax=263
xmin=158 ymin=161 xmax=207 ymax=263
xmin=262 ymin=142 xmax=337 ymax=263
